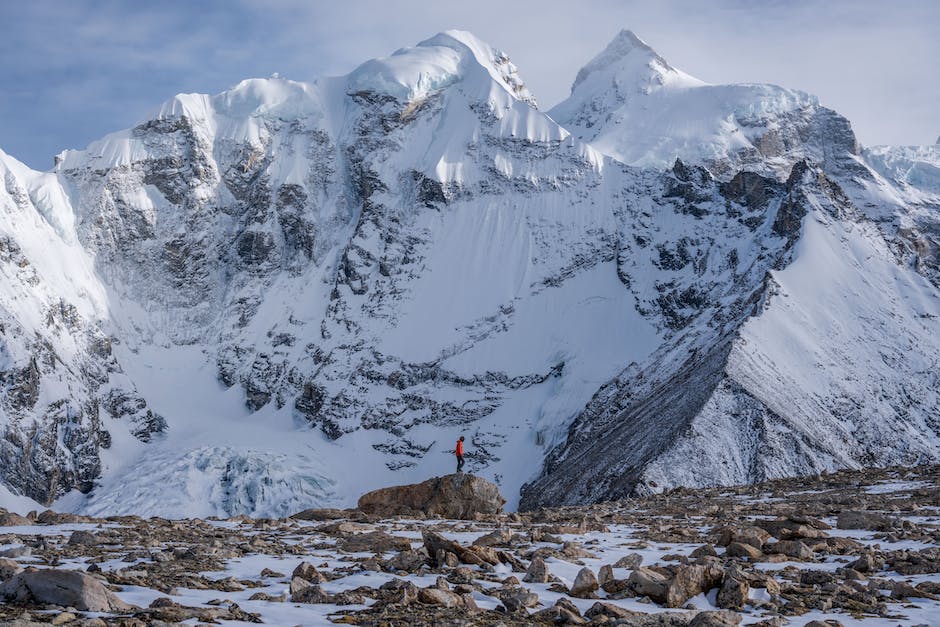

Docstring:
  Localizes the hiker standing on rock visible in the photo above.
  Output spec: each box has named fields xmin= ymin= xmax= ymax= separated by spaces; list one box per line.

xmin=455 ymin=436 xmax=465 ymax=472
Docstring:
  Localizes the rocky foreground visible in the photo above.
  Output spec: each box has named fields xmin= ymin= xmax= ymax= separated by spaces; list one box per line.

xmin=0 ymin=467 xmax=939 ymax=626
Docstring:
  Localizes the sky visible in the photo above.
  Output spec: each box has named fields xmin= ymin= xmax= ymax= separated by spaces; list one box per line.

xmin=1 ymin=0 xmax=937 ymax=170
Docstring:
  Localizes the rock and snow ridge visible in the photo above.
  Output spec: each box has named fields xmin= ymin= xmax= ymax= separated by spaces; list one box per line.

xmin=0 ymin=29 xmax=938 ymax=517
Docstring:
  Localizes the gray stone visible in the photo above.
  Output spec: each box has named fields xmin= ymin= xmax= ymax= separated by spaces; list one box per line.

xmin=523 ymin=555 xmax=549 ymax=583
xmin=0 ymin=568 xmax=133 ymax=612
xmin=837 ymin=510 xmax=892 ymax=531
xmin=67 ymin=530 xmax=100 ymax=546
xmin=716 ymin=575 xmax=749 ymax=610
xmin=688 ymin=610 xmax=744 ymax=627
xmin=569 ymin=566 xmax=599 ymax=598
xmin=613 ymin=553 xmax=643 ymax=569
xmin=764 ymin=539 xmax=814 ymax=560
xmin=291 ymin=561 xmax=326 ymax=583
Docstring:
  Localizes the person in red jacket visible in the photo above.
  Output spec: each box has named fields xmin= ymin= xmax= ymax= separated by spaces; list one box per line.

xmin=455 ymin=436 xmax=465 ymax=473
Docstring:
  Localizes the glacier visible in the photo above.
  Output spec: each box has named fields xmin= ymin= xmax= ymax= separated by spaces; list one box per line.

xmin=0 ymin=29 xmax=937 ymax=516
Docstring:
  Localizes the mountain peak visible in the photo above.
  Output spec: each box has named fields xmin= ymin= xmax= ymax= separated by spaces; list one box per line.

xmin=569 ymin=29 xmax=703 ymax=96
xmin=607 ymin=29 xmax=656 ymax=57
xmin=346 ymin=29 xmax=536 ymax=106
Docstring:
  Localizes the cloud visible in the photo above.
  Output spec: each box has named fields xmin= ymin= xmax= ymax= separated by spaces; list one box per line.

xmin=0 ymin=0 xmax=937 ymax=169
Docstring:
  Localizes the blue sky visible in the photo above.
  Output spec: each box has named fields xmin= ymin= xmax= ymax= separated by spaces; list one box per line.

xmin=1 ymin=0 xmax=937 ymax=170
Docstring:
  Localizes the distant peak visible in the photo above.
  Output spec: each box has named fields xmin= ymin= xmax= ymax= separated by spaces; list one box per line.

xmin=571 ymin=29 xmax=667 ymax=92
xmin=609 ymin=29 xmax=656 ymax=55
xmin=346 ymin=30 xmax=537 ymax=106
xmin=419 ymin=29 xmax=494 ymax=54
xmin=570 ymin=29 xmax=702 ymax=95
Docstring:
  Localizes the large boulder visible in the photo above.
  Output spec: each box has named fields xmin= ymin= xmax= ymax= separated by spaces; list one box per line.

xmin=0 ymin=568 xmax=133 ymax=611
xmin=837 ymin=510 xmax=893 ymax=531
xmin=569 ymin=567 xmax=599 ymax=598
xmin=337 ymin=530 xmax=413 ymax=553
xmin=422 ymin=531 xmax=506 ymax=567
xmin=711 ymin=525 xmax=770 ymax=549
xmin=523 ymin=555 xmax=550 ymax=583
xmin=0 ymin=511 xmax=32 ymax=526
xmin=716 ymin=574 xmax=749 ymax=610
xmin=627 ymin=564 xmax=724 ymax=608
xmin=357 ymin=474 xmax=505 ymax=519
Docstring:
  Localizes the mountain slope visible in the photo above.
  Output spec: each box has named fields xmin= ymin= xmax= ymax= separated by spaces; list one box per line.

xmin=3 ymin=31 xmax=663 ymax=515
xmin=521 ymin=161 xmax=940 ymax=507
xmin=0 ymin=30 xmax=937 ymax=516
xmin=0 ymin=148 xmax=162 ymax=503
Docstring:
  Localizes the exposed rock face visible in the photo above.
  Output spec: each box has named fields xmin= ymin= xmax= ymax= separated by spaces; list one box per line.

xmin=358 ymin=474 xmax=505 ymax=519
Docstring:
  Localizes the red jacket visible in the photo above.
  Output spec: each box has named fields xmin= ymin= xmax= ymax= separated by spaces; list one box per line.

xmin=455 ymin=440 xmax=464 ymax=456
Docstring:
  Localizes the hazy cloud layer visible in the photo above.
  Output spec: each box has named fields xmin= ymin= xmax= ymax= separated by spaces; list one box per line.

xmin=1 ymin=0 xmax=937 ymax=169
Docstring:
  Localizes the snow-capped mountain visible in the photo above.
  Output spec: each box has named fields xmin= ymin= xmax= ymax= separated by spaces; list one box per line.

xmin=523 ymin=30 xmax=940 ymax=507
xmin=0 ymin=30 xmax=938 ymax=517
xmin=549 ymin=30 xmax=860 ymax=180
xmin=549 ymin=30 xmax=939 ymax=287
